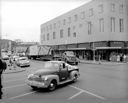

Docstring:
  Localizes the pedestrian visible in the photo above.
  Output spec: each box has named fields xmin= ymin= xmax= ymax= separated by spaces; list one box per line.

xmin=117 ymin=54 xmax=120 ymax=62
xmin=0 ymin=58 xmax=7 ymax=99
xmin=9 ymin=57 xmax=13 ymax=70
xmin=123 ymin=54 xmax=126 ymax=62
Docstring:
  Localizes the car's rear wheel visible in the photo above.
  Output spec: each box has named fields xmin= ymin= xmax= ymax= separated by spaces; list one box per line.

xmin=48 ymin=80 xmax=57 ymax=91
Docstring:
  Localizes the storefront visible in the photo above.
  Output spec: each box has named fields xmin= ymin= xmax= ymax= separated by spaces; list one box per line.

xmin=51 ymin=41 xmax=128 ymax=61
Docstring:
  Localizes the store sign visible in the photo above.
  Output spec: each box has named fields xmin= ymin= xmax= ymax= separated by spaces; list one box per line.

xmin=110 ymin=41 xmax=124 ymax=47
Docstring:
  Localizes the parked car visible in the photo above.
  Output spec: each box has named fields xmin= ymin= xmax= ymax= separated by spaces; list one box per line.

xmin=26 ymin=61 xmax=80 ymax=91
xmin=17 ymin=57 xmax=30 ymax=67
xmin=2 ymin=55 xmax=9 ymax=60
xmin=62 ymin=51 xmax=79 ymax=65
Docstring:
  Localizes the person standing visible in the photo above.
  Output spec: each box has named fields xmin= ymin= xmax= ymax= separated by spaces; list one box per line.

xmin=0 ymin=58 xmax=7 ymax=99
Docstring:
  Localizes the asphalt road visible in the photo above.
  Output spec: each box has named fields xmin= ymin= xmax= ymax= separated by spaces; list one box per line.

xmin=1 ymin=60 xmax=128 ymax=103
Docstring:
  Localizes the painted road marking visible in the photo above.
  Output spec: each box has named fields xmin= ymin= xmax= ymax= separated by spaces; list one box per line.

xmin=9 ymin=91 xmax=36 ymax=100
xmin=3 ymin=84 xmax=26 ymax=89
xmin=69 ymin=85 xmax=105 ymax=100
xmin=68 ymin=90 xmax=84 ymax=100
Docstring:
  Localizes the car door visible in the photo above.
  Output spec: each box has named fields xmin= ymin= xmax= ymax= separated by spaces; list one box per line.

xmin=59 ymin=63 xmax=69 ymax=82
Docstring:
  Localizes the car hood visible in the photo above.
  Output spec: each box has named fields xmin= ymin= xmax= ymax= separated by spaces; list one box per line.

xmin=34 ymin=69 xmax=57 ymax=76
xmin=19 ymin=60 xmax=29 ymax=63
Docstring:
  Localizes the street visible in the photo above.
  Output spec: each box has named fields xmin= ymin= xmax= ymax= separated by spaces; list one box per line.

xmin=1 ymin=60 xmax=128 ymax=103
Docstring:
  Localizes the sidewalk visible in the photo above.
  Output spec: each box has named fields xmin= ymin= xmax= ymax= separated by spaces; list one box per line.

xmin=3 ymin=66 xmax=26 ymax=74
xmin=80 ymin=60 xmax=127 ymax=65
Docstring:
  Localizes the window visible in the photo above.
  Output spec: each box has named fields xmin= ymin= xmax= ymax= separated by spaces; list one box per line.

xmin=58 ymin=21 xmax=61 ymax=27
xmin=111 ymin=3 xmax=115 ymax=12
xmin=89 ymin=8 xmax=93 ymax=16
xmin=99 ymin=18 xmax=104 ymax=32
xmin=68 ymin=17 xmax=71 ymax=23
xmin=54 ymin=23 xmax=56 ymax=29
xmin=73 ymin=32 xmax=76 ymax=37
xmin=81 ymin=11 xmax=85 ymax=19
xmin=60 ymin=29 xmax=63 ymax=38
xmin=74 ymin=14 xmax=78 ymax=21
xmin=50 ymin=24 xmax=52 ymax=30
xmin=43 ymin=35 xmax=45 ymax=41
xmin=119 ymin=4 xmax=124 ymax=13
xmin=63 ymin=19 xmax=66 ymax=25
xmin=47 ymin=33 xmax=49 ymax=40
xmin=68 ymin=27 xmax=71 ymax=37
xmin=53 ymin=32 xmax=56 ymax=39
xmin=47 ymin=26 xmax=49 ymax=31
xmin=110 ymin=17 xmax=115 ymax=32
xmin=88 ymin=22 xmax=92 ymax=34
xmin=119 ymin=18 xmax=124 ymax=32
xmin=99 ymin=4 xmax=103 ymax=13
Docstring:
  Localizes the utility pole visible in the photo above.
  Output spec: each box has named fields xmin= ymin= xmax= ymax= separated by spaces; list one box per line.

xmin=93 ymin=41 xmax=95 ymax=62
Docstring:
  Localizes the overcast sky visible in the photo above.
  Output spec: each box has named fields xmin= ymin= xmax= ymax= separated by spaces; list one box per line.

xmin=1 ymin=0 xmax=91 ymax=42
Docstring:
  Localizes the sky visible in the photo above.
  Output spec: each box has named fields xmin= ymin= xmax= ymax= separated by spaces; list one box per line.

xmin=1 ymin=0 xmax=91 ymax=42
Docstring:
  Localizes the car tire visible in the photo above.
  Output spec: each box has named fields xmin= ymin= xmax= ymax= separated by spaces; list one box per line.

xmin=70 ymin=71 xmax=79 ymax=82
xmin=73 ymin=74 xmax=78 ymax=82
xmin=48 ymin=80 xmax=57 ymax=91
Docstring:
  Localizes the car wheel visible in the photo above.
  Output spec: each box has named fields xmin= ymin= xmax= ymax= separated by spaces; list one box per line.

xmin=48 ymin=80 xmax=57 ymax=91
xmin=73 ymin=74 xmax=78 ymax=82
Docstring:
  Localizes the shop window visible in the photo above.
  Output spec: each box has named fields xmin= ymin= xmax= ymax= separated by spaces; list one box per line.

xmin=60 ymin=29 xmax=63 ymax=38
xmin=119 ymin=18 xmax=124 ymax=32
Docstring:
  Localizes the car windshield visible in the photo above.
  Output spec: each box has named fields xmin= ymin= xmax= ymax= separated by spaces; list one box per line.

xmin=44 ymin=62 xmax=59 ymax=69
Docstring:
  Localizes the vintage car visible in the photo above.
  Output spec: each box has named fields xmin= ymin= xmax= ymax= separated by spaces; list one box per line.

xmin=62 ymin=51 xmax=79 ymax=65
xmin=26 ymin=61 xmax=80 ymax=91
xmin=16 ymin=57 xmax=30 ymax=67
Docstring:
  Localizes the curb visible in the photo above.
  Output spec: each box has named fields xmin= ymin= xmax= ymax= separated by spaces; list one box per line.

xmin=3 ymin=69 xmax=26 ymax=74
xmin=80 ymin=61 xmax=127 ymax=65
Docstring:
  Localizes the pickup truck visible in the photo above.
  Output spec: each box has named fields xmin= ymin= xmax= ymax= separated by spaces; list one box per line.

xmin=26 ymin=61 xmax=80 ymax=91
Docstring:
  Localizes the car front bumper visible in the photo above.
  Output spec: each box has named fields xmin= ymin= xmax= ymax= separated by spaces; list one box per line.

xmin=26 ymin=80 xmax=48 ymax=88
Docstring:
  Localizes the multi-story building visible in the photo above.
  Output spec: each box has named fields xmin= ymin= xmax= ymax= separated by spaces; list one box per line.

xmin=40 ymin=0 xmax=128 ymax=61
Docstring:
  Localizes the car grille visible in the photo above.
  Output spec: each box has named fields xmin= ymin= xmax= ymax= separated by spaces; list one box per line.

xmin=71 ymin=57 xmax=76 ymax=61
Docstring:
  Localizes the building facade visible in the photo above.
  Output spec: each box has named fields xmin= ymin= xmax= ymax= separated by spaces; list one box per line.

xmin=40 ymin=0 xmax=128 ymax=61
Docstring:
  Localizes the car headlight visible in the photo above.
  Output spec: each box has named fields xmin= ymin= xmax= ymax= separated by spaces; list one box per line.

xmin=41 ymin=76 xmax=48 ymax=81
xmin=28 ymin=74 xmax=34 ymax=78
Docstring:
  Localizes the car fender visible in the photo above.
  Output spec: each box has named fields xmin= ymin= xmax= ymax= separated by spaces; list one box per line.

xmin=44 ymin=75 xmax=59 ymax=85
xmin=70 ymin=70 xmax=79 ymax=80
